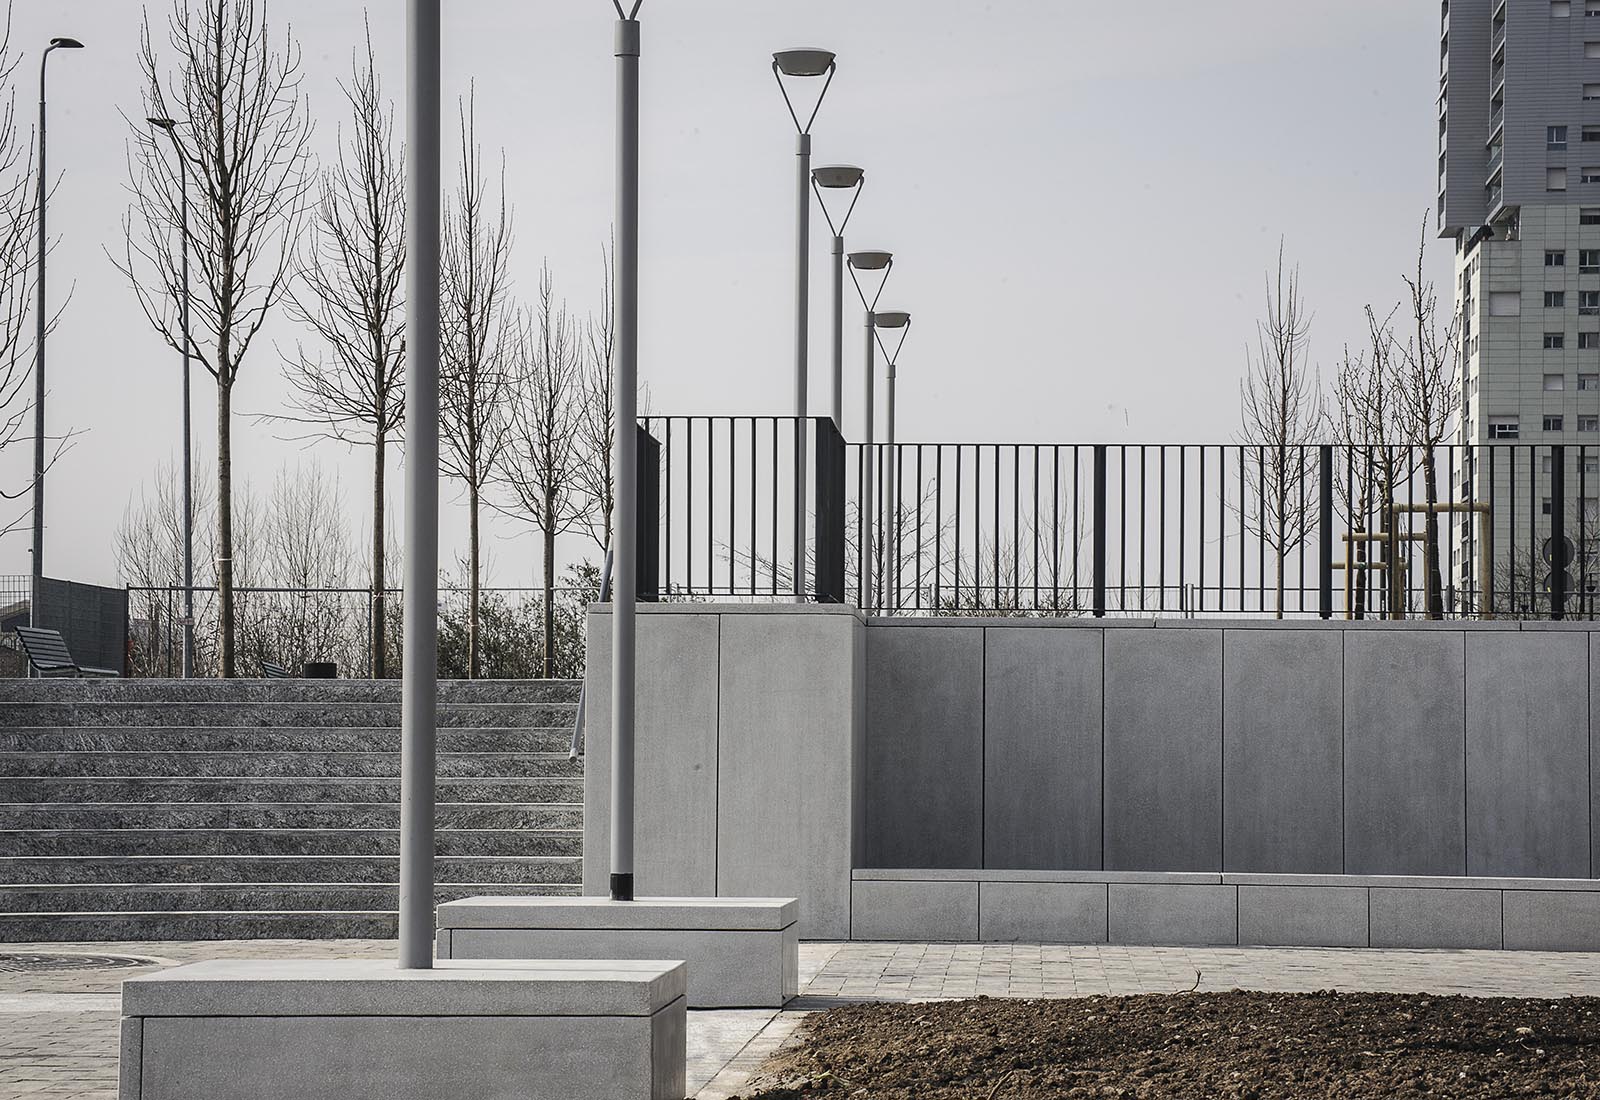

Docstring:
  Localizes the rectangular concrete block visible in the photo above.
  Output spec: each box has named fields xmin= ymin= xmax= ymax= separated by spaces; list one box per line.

xmin=1369 ymin=887 xmax=1502 ymax=949
xmin=716 ymin=612 xmax=861 ymax=938
xmin=119 ymin=1016 xmax=141 ymax=1100
xmin=1467 ymin=632 xmax=1590 ymax=878
xmin=977 ymin=881 xmax=1107 ymax=943
xmin=1343 ymin=632 xmax=1467 ymax=876
xmin=851 ymin=879 xmax=978 ymax=941
xmin=864 ymin=626 xmax=984 ymax=868
xmin=1236 ymin=885 xmax=1368 ymax=947
xmin=583 ymin=610 xmax=721 ymax=897
xmin=1103 ymin=630 xmax=1223 ymax=872
xmin=983 ymin=628 xmax=1103 ymax=870
xmin=1106 ymin=883 xmax=1237 ymax=945
xmin=1223 ymin=630 xmax=1343 ymax=873
xmin=1503 ymin=890 xmax=1600 ymax=951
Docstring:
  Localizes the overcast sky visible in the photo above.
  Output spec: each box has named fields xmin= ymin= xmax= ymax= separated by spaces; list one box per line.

xmin=0 ymin=0 xmax=1446 ymax=588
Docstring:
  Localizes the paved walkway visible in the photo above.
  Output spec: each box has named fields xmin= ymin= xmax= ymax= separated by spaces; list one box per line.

xmin=7 ymin=939 xmax=1600 ymax=1099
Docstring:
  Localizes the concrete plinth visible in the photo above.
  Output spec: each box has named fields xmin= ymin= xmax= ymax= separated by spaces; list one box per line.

xmin=437 ymin=896 xmax=799 ymax=1008
xmin=118 ymin=957 xmax=686 ymax=1100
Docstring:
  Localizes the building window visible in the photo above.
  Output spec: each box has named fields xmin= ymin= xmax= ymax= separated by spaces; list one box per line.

xmin=1589 ymin=0 xmax=1600 ymax=14
xmin=1583 ymin=332 xmax=1600 ymax=348
xmin=1584 ymin=248 xmax=1600 ymax=273
xmin=1583 ymin=291 xmax=1600 ymax=314
xmin=1582 ymin=373 xmax=1600 ymax=390
xmin=1585 ymin=208 xmax=1600 ymax=224
xmin=1547 ymin=415 xmax=1566 ymax=431
xmin=1590 ymin=43 xmax=1600 ymax=58
xmin=1583 ymin=416 xmax=1600 ymax=432
xmin=1556 ymin=0 xmax=1572 ymax=14
xmin=1552 ymin=166 xmax=1572 ymax=189
xmin=1547 ymin=332 xmax=1567 ymax=348
xmin=1548 ymin=373 xmax=1568 ymax=390
xmin=1586 ymin=455 xmax=1600 ymax=476
xmin=1584 ymin=167 xmax=1600 ymax=184
xmin=1548 ymin=249 xmax=1568 ymax=266
xmin=1543 ymin=455 xmax=1555 ymax=474
xmin=1552 ymin=126 xmax=1571 ymax=150
xmin=1548 ymin=291 xmax=1568 ymax=307
xmin=1490 ymin=417 xmax=1520 ymax=439
xmin=1490 ymin=290 xmax=1522 ymax=316
xmin=1543 ymin=498 xmax=1554 ymax=516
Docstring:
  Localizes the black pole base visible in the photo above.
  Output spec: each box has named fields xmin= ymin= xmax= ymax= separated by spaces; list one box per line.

xmin=609 ymin=873 xmax=634 ymax=902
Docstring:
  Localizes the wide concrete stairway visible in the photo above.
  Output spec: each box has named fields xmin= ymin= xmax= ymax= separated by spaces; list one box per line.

xmin=0 ymin=678 xmax=583 ymax=941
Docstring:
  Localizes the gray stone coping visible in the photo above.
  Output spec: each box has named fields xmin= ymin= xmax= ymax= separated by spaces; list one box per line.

xmin=853 ymin=869 xmax=1600 ymax=891
xmin=121 ymin=958 xmax=686 ymax=1018
xmin=588 ymin=602 xmax=863 ymax=619
xmin=436 ymin=896 xmax=799 ymax=931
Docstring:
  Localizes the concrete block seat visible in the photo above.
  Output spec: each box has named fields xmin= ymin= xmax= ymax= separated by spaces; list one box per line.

xmin=438 ymin=895 xmax=799 ymax=1008
xmin=119 ymin=957 xmax=685 ymax=1100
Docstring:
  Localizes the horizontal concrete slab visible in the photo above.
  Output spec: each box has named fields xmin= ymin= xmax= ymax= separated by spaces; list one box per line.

xmin=436 ymin=896 xmax=797 ymax=931
xmin=1225 ymin=873 xmax=1600 ymax=891
xmin=1237 ymin=885 xmax=1368 ymax=948
xmin=120 ymin=958 xmax=685 ymax=1018
xmin=977 ymin=882 xmax=1107 ymax=943
xmin=853 ymin=869 xmax=1224 ymax=885
xmin=1503 ymin=891 xmax=1600 ymax=952
xmin=850 ymin=880 xmax=978 ymax=941
xmin=1107 ymin=883 xmax=1237 ymax=946
xmin=1368 ymin=888 xmax=1502 ymax=950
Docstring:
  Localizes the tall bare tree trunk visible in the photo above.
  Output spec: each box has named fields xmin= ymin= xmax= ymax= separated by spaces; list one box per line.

xmin=216 ymin=376 xmax=235 ymax=677
xmin=468 ymin=484 xmax=480 ymax=679
xmin=371 ymin=427 xmax=386 ymax=678
xmin=1422 ymin=453 xmax=1445 ymax=619
xmin=543 ymin=499 xmax=556 ymax=679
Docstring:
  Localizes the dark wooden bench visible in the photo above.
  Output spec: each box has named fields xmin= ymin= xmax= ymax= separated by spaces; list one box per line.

xmin=14 ymin=626 xmax=120 ymax=678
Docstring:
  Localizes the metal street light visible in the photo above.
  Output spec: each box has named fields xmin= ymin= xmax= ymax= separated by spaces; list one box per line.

xmin=772 ymin=47 xmax=836 ymax=601
xmin=147 ymin=116 xmax=195 ymax=679
xmin=874 ymin=310 xmax=911 ymax=612
xmin=847 ymin=249 xmax=892 ymax=609
xmin=30 ymin=36 xmax=83 ymax=623
xmin=812 ymin=164 xmax=863 ymax=430
xmin=610 ymin=0 xmax=644 ymax=903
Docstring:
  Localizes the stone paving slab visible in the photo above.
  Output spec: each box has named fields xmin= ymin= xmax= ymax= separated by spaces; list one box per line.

xmin=6 ymin=938 xmax=1600 ymax=1099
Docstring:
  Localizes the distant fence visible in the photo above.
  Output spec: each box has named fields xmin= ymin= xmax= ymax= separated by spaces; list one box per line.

xmin=635 ymin=417 xmax=1600 ymax=620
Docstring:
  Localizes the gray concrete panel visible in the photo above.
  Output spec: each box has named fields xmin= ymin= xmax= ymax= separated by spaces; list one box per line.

xmin=850 ymin=879 xmax=978 ymax=941
xmin=1236 ymin=885 xmax=1367 ymax=947
xmin=1343 ymin=632 xmax=1467 ymax=876
xmin=1368 ymin=887 xmax=1501 ymax=949
xmin=1467 ymin=633 xmax=1589 ymax=878
xmin=982 ymin=628 xmax=1103 ymax=870
xmin=977 ymin=881 xmax=1107 ymax=943
xmin=119 ymin=1016 xmax=141 ymax=1100
xmin=1223 ymin=630 xmax=1343 ymax=873
xmin=864 ymin=627 xmax=984 ymax=868
xmin=1106 ymin=883 xmax=1237 ymax=945
xmin=582 ymin=611 xmax=721 ymax=898
xmin=716 ymin=612 xmax=861 ymax=938
xmin=1103 ymin=630 xmax=1223 ymax=872
xmin=1503 ymin=890 xmax=1600 ymax=951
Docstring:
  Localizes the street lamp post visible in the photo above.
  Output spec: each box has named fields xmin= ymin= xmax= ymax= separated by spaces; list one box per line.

xmin=610 ymin=0 xmax=643 ymax=903
xmin=147 ymin=117 xmax=194 ymax=679
xmin=812 ymin=165 xmax=863 ymax=429
xmin=846 ymin=250 xmax=892 ymax=610
xmin=772 ymin=48 xmax=835 ymax=602
xmin=874 ymin=310 xmax=911 ymax=609
xmin=30 ymin=36 xmax=83 ymax=621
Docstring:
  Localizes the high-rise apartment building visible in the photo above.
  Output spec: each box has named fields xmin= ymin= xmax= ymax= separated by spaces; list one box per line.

xmin=1440 ymin=0 xmax=1600 ymax=614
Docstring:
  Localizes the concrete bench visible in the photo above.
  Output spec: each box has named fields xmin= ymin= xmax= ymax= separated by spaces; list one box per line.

xmin=438 ymin=896 xmax=799 ymax=1008
xmin=118 ymin=957 xmax=685 ymax=1100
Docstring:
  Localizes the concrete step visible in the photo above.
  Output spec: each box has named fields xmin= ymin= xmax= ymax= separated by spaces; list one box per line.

xmin=0 ymin=802 xmax=582 ymax=832
xmin=0 ymin=751 xmax=583 ymax=780
xmin=0 ymin=679 xmax=583 ymax=704
xmin=0 ymin=828 xmax=581 ymax=858
xmin=0 ymin=727 xmax=576 ymax=753
xmin=0 ymin=854 xmax=580 ymax=886
xmin=0 ymin=909 xmax=408 ymax=942
xmin=0 ymin=701 xmax=577 ymax=728
xmin=0 ymin=776 xmax=585 ymax=804
xmin=0 ymin=881 xmax=578 ymax=913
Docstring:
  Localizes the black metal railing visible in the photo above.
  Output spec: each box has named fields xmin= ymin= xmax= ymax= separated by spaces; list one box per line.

xmin=636 ymin=417 xmax=1600 ymax=621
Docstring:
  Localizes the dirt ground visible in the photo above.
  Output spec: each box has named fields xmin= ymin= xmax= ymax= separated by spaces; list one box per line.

xmin=731 ymin=990 xmax=1600 ymax=1099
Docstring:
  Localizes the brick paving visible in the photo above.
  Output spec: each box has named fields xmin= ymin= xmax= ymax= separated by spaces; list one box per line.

xmin=6 ymin=939 xmax=1600 ymax=1099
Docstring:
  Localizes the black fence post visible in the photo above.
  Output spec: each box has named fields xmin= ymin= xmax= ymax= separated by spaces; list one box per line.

xmin=1551 ymin=444 xmax=1567 ymax=620
xmin=813 ymin=417 xmax=847 ymax=604
xmin=1319 ymin=445 xmax=1333 ymax=620
xmin=1092 ymin=445 xmax=1107 ymax=618
xmin=637 ymin=423 xmax=661 ymax=602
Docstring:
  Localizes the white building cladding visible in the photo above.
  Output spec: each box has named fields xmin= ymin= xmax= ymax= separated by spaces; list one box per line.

xmin=1440 ymin=0 xmax=1600 ymax=612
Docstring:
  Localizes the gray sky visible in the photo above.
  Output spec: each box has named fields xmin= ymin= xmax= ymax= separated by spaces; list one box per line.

xmin=0 ymin=0 xmax=1447 ymax=587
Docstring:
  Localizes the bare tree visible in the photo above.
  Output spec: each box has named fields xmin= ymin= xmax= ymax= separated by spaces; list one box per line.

xmin=497 ymin=265 xmax=587 ymax=678
xmin=273 ymin=21 xmax=404 ymax=676
xmin=1396 ymin=219 xmax=1463 ymax=620
xmin=117 ymin=0 xmax=313 ymax=676
xmin=439 ymin=90 xmax=514 ymax=678
xmin=576 ymin=237 xmax=616 ymax=553
xmin=1238 ymin=244 xmax=1324 ymax=617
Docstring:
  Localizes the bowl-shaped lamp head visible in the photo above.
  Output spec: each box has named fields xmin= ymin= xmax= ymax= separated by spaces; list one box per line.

xmin=849 ymin=250 xmax=892 ymax=271
xmin=773 ymin=48 xmax=834 ymax=77
xmin=875 ymin=311 xmax=911 ymax=329
xmin=813 ymin=164 xmax=863 ymax=189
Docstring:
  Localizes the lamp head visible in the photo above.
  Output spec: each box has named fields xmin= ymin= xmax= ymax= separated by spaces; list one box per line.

xmin=849 ymin=250 xmax=892 ymax=271
xmin=49 ymin=37 xmax=84 ymax=49
xmin=773 ymin=48 xmax=834 ymax=77
xmin=875 ymin=311 xmax=911 ymax=329
xmin=813 ymin=165 xmax=863 ymax=189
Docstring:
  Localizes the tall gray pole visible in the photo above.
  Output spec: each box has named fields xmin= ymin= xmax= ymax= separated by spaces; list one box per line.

xmin=398 ymin=0 xmax=440 ymax=969
xmin=829 ymin=236 xmax=843 ymax=427
xmin=31 ymin=49 xmax=52 ymax=612
xmin=180 ymin=177 xmax=194 ymax=677
xmin=610 ymin=2 xmax=641 ymax=903
xmin=861 ymin=311 xmax=874 ymax=611
xmin=792 ymin=132 xmax=810 ymax=600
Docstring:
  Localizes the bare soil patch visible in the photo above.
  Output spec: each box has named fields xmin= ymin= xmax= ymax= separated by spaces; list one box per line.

xmin=732 ymin=991 xmax=1600 ymax=1098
